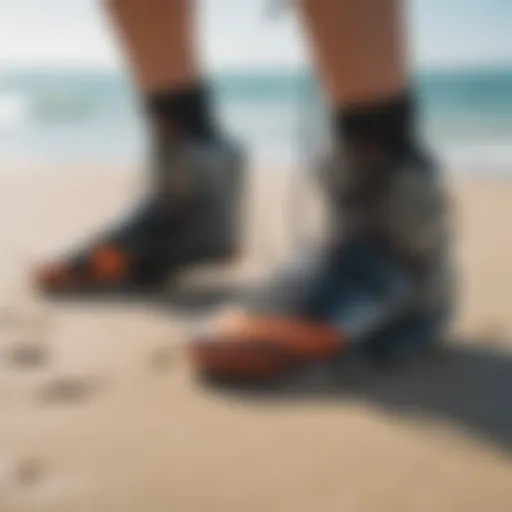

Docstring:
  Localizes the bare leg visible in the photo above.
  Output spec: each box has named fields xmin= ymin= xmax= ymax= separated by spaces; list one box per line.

xmin=299 ymin=0 xmax=407 ymax=107
xmin=105 ymin=0 xmax=199 ymax=93
xmin=104 ymin=0 xmax=216 ymax=140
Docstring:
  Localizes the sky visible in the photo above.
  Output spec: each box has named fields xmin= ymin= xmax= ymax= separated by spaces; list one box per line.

xmin=0 ymin=0 xmax=512 ymax=72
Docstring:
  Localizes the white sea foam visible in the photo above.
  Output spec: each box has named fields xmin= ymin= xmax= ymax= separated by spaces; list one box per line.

xmin=439 ymin=141 xmax=512 ymax=175
xmin=0 ymin=92 xmax=31 ymax=127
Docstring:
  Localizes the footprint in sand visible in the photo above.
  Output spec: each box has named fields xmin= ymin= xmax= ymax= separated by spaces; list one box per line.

xmin=5 ymin=341 xmax=50 ymax=369
xmin=0 ymin=305 xmax=53 ymax=371
xmin=8 ymin=459 xmax=92 ymax=510
xmin=36 ymin=376 xmax=103 ymax=405
xmin=15 ymin=459 xmax=44 ymax=487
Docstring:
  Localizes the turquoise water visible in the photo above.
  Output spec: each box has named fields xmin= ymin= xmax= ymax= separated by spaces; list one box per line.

xmin=1 ymin=68 xmax=512 ymax=171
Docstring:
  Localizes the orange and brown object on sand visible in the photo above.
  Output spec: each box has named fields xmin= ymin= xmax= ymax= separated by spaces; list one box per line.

xmin=189 ymin=311 xmax=345 ymax=380
xmin=35 ymin=245 xmax=129 ymax=292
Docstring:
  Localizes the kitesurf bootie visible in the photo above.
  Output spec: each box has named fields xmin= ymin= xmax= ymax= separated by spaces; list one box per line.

xmin=189 ymin=127 xmax=455 ymax=380
xmin=35 ymin=134 xmax=245 ymax=294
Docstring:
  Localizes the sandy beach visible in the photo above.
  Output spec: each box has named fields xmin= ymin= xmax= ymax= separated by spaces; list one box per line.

xmin=1 ymin=166 xmax=512 ymax=512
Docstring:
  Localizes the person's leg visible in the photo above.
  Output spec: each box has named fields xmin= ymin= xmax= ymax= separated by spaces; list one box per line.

xmin=191 ymin=0 xmax=452 ymax=379
xmin=36 ymin=0 xmax=242 ymax=293
xmin=299 ymin=0 xmax=407 ymax=106
xmin=106 ymin=0 xmax=199 ymax=92
xmin=299 ymin=0 xmax=415 ymax=189
xmin=105 ymin=0 xmax=216 ymax=141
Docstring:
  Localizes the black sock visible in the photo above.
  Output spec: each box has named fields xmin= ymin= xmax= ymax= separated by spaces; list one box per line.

xmin=146 ymin=84 xmax=218 ymax=142
xmin=334 ymin=92 xmax=416 ymax=163
xmin=331 ymin=92 xmax=420 ymax=210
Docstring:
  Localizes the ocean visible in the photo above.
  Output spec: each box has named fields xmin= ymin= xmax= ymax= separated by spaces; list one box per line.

xmin=1 ymin=67 xmax=512 ymax=174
